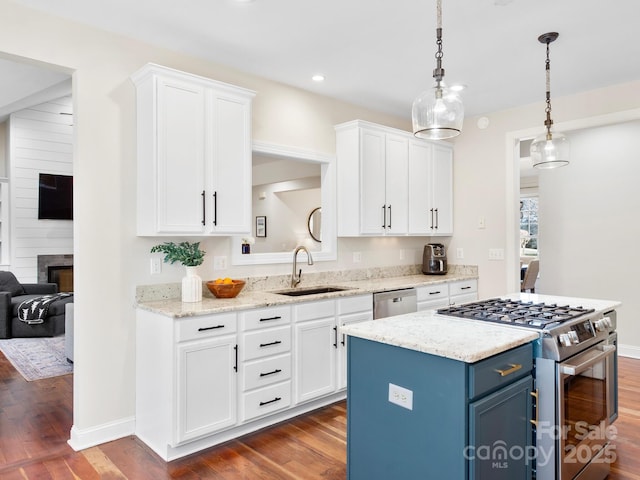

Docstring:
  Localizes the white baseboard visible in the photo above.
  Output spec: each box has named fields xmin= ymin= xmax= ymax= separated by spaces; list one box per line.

xmin=618 ymin=343 xmax=640 ymax=359
xmin=67 ymin=416 xmax=135 ymax=451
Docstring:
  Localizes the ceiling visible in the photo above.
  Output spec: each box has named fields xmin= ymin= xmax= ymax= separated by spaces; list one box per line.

xmin=5 ymin=0 xmax=640 ymax=122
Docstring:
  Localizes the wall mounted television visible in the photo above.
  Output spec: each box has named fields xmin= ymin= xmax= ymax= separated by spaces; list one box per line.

xmin=38 ymin=173 xmax=73 ymax=220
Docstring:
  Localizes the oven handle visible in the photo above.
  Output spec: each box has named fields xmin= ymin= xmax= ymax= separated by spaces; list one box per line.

xmin=560 ymin=344 xmax=615 ymax=376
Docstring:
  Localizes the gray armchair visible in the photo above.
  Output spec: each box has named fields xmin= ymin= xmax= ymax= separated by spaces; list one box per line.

xmin=0 ymin=271 xmax=72 ymax=338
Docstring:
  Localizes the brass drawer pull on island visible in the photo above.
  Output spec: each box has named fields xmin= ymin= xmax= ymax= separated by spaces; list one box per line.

xmin=530 ymin=389 xmax=539 ymax=428
xmin=494 ymin=363 xmax=522 ymax=377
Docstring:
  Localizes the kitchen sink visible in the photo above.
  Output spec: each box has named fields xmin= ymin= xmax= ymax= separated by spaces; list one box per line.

xmin=274 ymin=286 xmax=350 ymax=297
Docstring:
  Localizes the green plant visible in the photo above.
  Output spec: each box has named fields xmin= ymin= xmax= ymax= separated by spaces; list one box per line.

xmin=150 ymin=241 xmax=205 ymax=267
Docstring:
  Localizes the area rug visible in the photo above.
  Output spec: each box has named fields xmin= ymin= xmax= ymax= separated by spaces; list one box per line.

xmin=0 ymin=335 xmax=72 ymax=381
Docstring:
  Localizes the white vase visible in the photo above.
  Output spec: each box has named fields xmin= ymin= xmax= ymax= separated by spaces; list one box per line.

xmin=182 ymin=266 xmax=202 ymax=303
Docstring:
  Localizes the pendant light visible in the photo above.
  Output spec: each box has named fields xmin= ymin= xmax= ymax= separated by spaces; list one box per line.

xmin=412 ymin=0 xmax=464 ymax=140
xmin=530 ymin=32 xmax=570 ymax=169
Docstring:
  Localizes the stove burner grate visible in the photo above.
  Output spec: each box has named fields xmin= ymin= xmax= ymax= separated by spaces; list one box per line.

xmin=437 ymin=298 xmax=594 ymax=330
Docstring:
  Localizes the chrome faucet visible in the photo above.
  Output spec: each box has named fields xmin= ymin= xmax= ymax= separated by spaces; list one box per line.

xmin=291 ymin=246 xmax=314 ymax=287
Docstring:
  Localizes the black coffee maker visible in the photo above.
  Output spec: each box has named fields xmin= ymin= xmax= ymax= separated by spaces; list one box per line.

xmin=422 ymin=243 xmax=447 ymax=275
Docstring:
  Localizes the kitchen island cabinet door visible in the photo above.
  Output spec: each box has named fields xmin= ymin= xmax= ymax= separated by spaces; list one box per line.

xmin=175 ymin=335 xmax=237 ymax=444
xmin=468 ymin=375 xmax=534 ymax=480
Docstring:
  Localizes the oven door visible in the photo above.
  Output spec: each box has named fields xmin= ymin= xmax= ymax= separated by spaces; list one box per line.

xmin=558 ymin=342 xmax=616 ymax=480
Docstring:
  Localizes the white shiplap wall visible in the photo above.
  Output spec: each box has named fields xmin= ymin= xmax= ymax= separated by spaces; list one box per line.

xmin=8 ymin=96 xmax=73 ymax=282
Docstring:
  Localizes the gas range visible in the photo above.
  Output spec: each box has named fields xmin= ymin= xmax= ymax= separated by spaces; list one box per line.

xmin=437 ymin=298 xmax=595 ymax=330
xmin=437 ymin=298 xmax=615 ymax=361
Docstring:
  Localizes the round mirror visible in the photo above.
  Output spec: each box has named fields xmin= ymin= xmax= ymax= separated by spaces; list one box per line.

xmin=308 ymin=207 xmax=322 ymax=242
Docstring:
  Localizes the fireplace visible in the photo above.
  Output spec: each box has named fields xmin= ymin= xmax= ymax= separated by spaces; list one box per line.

xmin=48 ymin=265 xmax=74 ymax=292
xmin=37 ymin=254 xmax=74 ymax=292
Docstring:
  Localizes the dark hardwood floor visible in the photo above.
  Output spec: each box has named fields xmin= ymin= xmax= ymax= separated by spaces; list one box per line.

xmin=0 ymin=351 xmax=638 ymax=479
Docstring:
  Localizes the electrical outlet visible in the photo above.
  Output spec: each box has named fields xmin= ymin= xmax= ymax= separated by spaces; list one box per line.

xmin=478 ymin=216 xmax=486 ymax=229
xmin=388 ymin=383 xmax=413 ymax=410
xmin=150 ymin=257 xmax=162 ymax=275
xmin=489 ymin=248 xmax=505 ymax=260
xmin=399 ymin=249 xmax=405 ymax=260
xmin=213 ymin=256 xmax=228 ymax=270
xmin=353 ymin=252 xmax=362 ymax=263
xmin=456 ymin=247 xmax=464 ymax=259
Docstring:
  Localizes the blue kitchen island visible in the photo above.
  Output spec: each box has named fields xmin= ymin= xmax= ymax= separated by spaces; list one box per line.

xmin=341 ymin=311 xmax=540 ymax=480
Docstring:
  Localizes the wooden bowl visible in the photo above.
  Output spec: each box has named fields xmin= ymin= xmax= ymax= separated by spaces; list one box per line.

xmin=206 ymin=279 xmax=246 ymax=298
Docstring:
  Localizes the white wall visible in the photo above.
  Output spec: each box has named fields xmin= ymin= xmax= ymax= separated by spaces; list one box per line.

xmin=537 ymin=120 xmax=640 ymax=357
xmin=0 ymin=1 xmax=426 ymax=449
xmin=8 ymin=96 xmax=73 ymax=281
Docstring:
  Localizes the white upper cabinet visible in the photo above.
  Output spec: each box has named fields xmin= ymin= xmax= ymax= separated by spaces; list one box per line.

xmin=336 ymin=120 xmax=452 ymax=237
xmin=408 ymin=141 xmax=453 ymax=235
xmin=132 ymin=64 xmax=255 ymax=236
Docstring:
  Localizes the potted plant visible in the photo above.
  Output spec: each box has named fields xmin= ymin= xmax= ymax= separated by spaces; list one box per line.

xmin=151 ymin=241 xmax=206 ymax=302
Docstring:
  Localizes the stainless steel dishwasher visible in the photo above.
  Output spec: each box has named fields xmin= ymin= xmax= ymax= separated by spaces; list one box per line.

xmin=373 ymin=288 xmax=417 ymax=319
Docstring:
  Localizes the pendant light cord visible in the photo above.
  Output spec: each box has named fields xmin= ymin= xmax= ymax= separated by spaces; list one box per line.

xmin=544 ymin=38 xmax=554 ymax=139
xmin=433 ymin=0 xmax=444 ymax=84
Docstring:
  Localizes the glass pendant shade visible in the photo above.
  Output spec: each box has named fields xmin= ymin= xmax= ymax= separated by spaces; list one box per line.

xmin=530 ymin=130 xmax=570 ymax=169
xmin=412 ymin=82 xmax=464 ymax=140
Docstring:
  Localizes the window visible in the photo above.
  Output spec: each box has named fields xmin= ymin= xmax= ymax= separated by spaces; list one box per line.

xmin=520 ymin=197 xmax=538 ymax=256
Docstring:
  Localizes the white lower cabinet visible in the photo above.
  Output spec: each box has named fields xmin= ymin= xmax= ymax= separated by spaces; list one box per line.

xmin=337 ymin=295 xmax=373 ymax=390
xmin=416 ymin=283 xmax=450 ymax=311
xmin=176 ymin=334 xmax=237 ymax=443
xmin=293 ymin=295 xmax=373 ymax=403
xmin=293 ymin=300 xmax=338 ymax=404
xmin=239 ymin=305 xmax=292 ymax=422
xmin=449 ymin=279 xmax=479 ymax=305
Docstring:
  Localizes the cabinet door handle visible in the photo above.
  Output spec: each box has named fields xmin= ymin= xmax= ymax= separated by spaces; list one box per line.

xmin=341 ymin=333 xmax=346 ymax=346
xmin=198 ymin=325 xmax=225 ymax=331
xmin=435 ymin=208 xmax=439 ymax=229
xmin=387 ymin=205 xmax=392 ymax=229
xmin=429 ymin=291 xmax=441 ymax=295
xmin=259 ymin=397 xmax=282 ymax=407
xmin=333 ymin=326 xmax=338 ymax=348
xmin=233 ymin=345 xmax=238 ymax=372
xmin=259 ymin=368 xmax=282 ymax=377
xmin=381 ymin=205 xmax=386 ymax=229
xmin=494 ymin=363 xmax=522 ymax=377
xmin=259 ymin=340 xmax=282 ymax=348
xmin=530 ymin=389 xmax=539 ymax=428
xmin=212 ymin=191 xmax=218 ymax=226
xmin=259 ymin=316 xmax=282 ymax=322
xmin=201 ymin=190 xmax=206 ymax=226
xmin=430 ymin=208 xmax=434 ymax=229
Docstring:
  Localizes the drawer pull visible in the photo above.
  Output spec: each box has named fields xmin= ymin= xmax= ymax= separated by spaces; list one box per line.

xmin=259 ymin=396 xmax=282 ymax=407
xmin=494 ymin=363 xmax=522 ymax=377
xmin=198 ymin=325 xmax=225 ymax=332
xmin=461 ymin=286 xmax=472 ymax=290
xmin=259 ymin=368 xmax=282 ymax=377
xmin=260 ymin=316 xmax=282 ymax=322
xmin=530 ymin=389 xmax=539 ymax=428
xmin=429 ymin=291 xmax=442 ymax=295
xmin=259 ymin=340 xmax=283 ymax=348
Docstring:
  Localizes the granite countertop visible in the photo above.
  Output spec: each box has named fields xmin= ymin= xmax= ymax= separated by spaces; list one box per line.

xmin=340 ymin=292 xmax=622 ymax=363
xmin=136 ymin=268 xmax=478 ymax=318
xmin=340 ymin=310 xmax=539 ymax=363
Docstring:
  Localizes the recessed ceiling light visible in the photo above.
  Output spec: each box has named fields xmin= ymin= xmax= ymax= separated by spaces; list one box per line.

xmin=312 ymin=74 xmax=325 ymax=82
xmin=234 ymin=0 xmax=256 ymax=3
